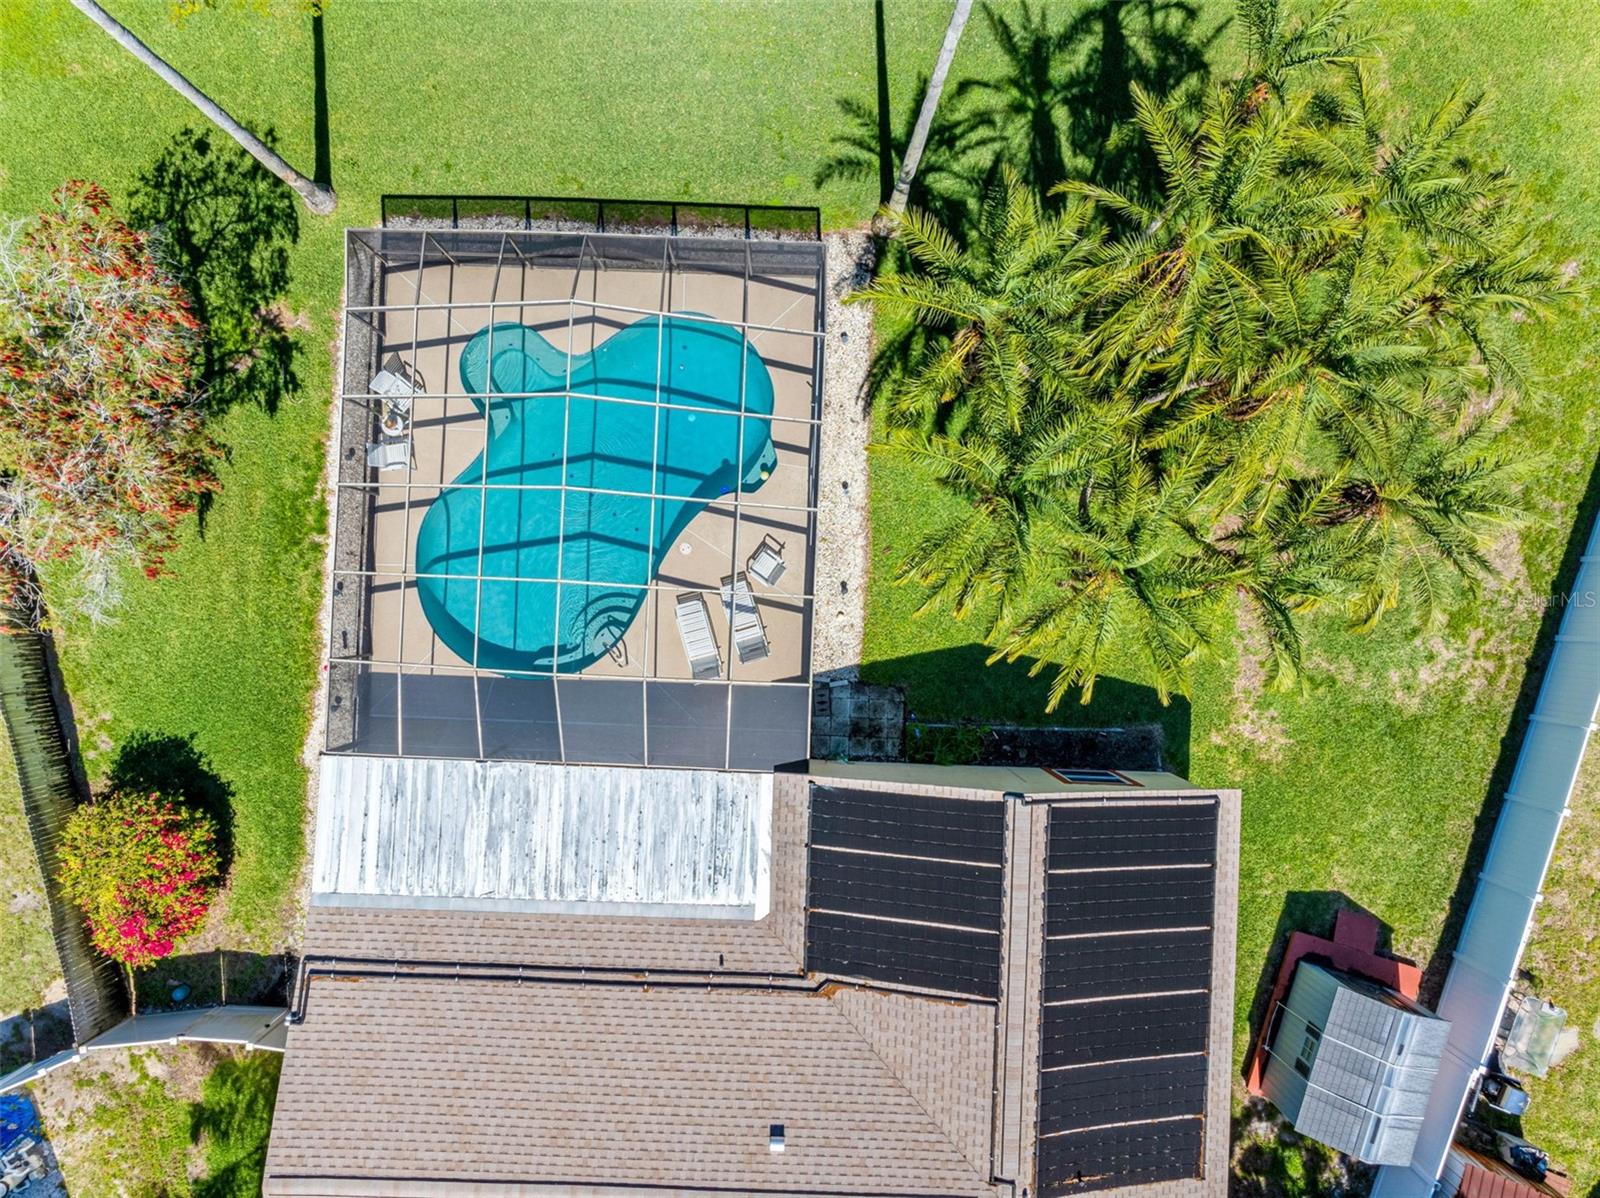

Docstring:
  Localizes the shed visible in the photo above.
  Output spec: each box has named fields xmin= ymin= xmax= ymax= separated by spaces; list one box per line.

xmin=1260 ymin=962 xmax=1450 ymax=1166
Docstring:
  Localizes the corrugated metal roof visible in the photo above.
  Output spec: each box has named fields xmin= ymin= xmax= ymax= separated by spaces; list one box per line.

xmin=1373 ymin=513 xmax=1600 ymax=1198
xmin=313 ymin=755 xmax=770 ymax=917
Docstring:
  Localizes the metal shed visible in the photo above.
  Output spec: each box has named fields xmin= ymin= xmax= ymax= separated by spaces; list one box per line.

xmin=1260 ymin=962 xmax=1451 ymax=1165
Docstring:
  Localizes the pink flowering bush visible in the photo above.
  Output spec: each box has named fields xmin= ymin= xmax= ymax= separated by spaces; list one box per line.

xmin=57 ymin=790 xmax=220 ymax=969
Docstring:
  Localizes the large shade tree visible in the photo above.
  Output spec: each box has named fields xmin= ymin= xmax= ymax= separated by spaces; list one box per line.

xmin=857 ymin=0 xmax=1570 ymax=708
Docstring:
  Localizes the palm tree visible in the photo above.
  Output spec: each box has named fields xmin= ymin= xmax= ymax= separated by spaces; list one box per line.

xmin=851 ymin=169 xmax=1096 ymax=432
xmin=888 ymin=0 xmax=975 ymax=218
xmin=1323 ymin=409 xmax=1524 ymax=632
xmin=68 ymin=0 xmax=336 ymax=215
xmin=991 ymin=451 xmax=1239 ymax=709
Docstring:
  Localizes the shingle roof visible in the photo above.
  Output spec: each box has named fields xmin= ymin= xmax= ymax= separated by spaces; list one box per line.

xmin=267 ymin=767 xmax=1239 ymax=1198
xmin=265 ymin=977 xmax=996 ymax=1198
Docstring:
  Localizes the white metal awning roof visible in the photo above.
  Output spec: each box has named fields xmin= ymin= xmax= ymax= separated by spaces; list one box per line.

xmin=313 ymin=755 xmax=771 ymax=918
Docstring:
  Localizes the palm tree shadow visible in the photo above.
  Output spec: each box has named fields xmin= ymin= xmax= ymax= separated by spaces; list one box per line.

xmin=815 ymin=72 xmax=1003 ymax=236
xmin=131 ymin=127 xmax=301 ymax=423
xmin=961 ymin=0 xmax=1226 ymax=201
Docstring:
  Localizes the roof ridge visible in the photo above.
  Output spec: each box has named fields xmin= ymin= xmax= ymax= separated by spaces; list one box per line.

xmin=827 ymin=985 xmax=995 ymax=1182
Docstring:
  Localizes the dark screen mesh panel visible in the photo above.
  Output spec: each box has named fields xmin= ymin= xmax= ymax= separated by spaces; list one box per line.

xmin=808 ymin=847 xmax=1003 ymax=932
xmin=477 ymin=674 xmax=562 ymax=761
xmin=805 ymin=911 xmax=1000 ymax=997
xmin=1040 ymin=992 xmax=1210 ymax=1070
xmin=645 ymin=681 xmax=732 ymax=769
xmin=809 ymin=786 xmax=1005 ymax=863
xmin=728 ymin=685 xmax=811 ymax=770
xmin=1037 ymin=1118 xmax=1203 ymax=1194
xmin=1039 ymin=1055 xmax=1208 ymax=1136
xmin=326 ymin=664 xmax=398 ymax=756
xmin=1045 ymin=870 xmax=1216 ymax=937
xmin=1048 ymin=801 xmax=1219 ymax=869
xmin=398 ymin=672 xmax=480 ymax=758
xmin=1043 ymin=929 xmax=1213 ymax=1003
xmin=556 ymin=678 xmax=645 ymax=765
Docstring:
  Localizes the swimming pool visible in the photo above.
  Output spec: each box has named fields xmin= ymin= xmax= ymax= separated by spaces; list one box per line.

xmin=413 ymin=314 xmax=777 ymax=673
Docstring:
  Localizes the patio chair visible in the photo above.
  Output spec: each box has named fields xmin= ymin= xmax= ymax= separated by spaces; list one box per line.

xmin=675 ymin=592 xmax=722 ymax=679
xmin=720 ymin=572 xmax=769 ymax=664
xmin=747 ymin=534 xmax=786 ymax=588
xmin=371 ymin=353 xmax=425 ymax=412
xmin=366 ymin=438 xmax=410 ymax=473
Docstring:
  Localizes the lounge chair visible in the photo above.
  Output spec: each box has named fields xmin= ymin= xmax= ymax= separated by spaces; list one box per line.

xmin=675 ymin=592 xmax=722 ymax=679
xmin=747 ymin=534 xmax=786 ymax=588
xmin=371 ymin=353 xmax=424 ymax=408
xmin=720 ymin=573 xmax=769 ymax=664
xmin=366 ymin=438 xmax=410 ymax=472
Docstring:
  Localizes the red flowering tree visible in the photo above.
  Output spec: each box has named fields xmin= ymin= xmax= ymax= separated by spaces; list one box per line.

xmin=0 ymin=179 xmax=219 ymax=628
xmin=57 ymin=791 xmax=221 ymax=1005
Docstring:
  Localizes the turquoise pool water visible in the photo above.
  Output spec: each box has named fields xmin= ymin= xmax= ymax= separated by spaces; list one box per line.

xmin=413 ymin=314 xmax=777 ymax=673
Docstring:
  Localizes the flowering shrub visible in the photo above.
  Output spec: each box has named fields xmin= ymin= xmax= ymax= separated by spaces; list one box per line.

xmin=57 ymin=791 xmax=221 ymax=969
xmin=0 ymin=180 xmax=219 ymax=626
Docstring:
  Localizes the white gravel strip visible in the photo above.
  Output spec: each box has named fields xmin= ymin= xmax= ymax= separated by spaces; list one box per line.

xmin=810 ymin=231 xmax=878 ymax=678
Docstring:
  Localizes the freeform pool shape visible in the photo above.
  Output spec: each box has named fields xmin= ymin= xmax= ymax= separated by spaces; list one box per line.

xmin=413 ymin=315 xmax=777 ymax=673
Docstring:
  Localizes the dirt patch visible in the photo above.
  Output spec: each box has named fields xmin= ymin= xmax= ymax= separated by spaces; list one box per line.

xmin=1211 ymin=605 xmax=1290 ymax=760
xmin=1385 ymin=529 xmax=1529 ymax=712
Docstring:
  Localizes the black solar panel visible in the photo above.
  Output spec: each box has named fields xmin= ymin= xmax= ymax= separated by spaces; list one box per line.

xmin=1042 ymin=929 xmax=1212 ymax=1003
xmin=1047 ymin=801 xmax=1218 ymax=869
xmin=808 ymin=847 xmax=1002 ymax=932
xmin=1037 ymin=1118 xmax=1203 ymax=1194
xmin=1045 ymin=870 xmax=1215 ymax=937
xmin=1040 ymin=991 xmax=1210 ymax=1069
xmin=1038 ymin=1054 xmax=1208 ymax=1136
xmin=809 ymin=786 xmax=1005 ymax=864
xmin=805 ymin=911 xmax=1001 ymax=997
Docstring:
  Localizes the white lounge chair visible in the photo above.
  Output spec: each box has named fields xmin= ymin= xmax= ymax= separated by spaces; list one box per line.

xmin=366 ymin=438 xmax=410 ymax=472
xmin=675 ymin=592 xmax=722 ymax=679
xmin=371 ymin=353 xmax=424 ymax=408
xmin=747 ymin=534 xmax=786 ymax=587
xmin=720 ymin=573 xmax=769 ymax=664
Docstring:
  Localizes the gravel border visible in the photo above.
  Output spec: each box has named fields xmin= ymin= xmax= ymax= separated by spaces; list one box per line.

xmin=810 ymin=231 xmax=878 ymax=678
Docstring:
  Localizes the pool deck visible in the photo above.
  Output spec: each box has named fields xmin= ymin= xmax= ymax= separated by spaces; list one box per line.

xmin=329 ymin=231 xmax=824 ymax=767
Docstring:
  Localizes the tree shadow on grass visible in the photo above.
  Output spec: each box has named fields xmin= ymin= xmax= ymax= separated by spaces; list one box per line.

xmin=1416 ymin=440 xmax=1600 ymax=1007
xmin=956 ymin=0 xmax=1224 ymax=203
xmin=107 ymin=731 xmax=236 ymax=876
xmin=860 ymin=642 xmax=1192 ymax=774
xmin=131 ymin=127 xmax=301 ymax=424
xmin=190 ymin=1047 xmax=281 ymax=1198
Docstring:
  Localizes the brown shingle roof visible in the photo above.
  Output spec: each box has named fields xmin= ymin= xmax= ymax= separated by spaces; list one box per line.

xmin=264 ymin=977 xmax=996 ymax=1198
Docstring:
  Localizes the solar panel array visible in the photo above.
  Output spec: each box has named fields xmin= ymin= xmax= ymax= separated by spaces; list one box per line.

xmin=804 ymin=785 xmax=1005 ymax=998
xmin=1037 ymin=798 xmax=1219 ymax=1195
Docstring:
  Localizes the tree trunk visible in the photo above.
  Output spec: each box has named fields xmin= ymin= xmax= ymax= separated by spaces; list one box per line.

xmin=884 ymin=0 xmax=973 ymax=220
xmin=68 ymin=0 xmax=337 ymax=216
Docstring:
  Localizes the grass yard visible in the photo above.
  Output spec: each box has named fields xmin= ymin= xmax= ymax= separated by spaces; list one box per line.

xmin=30 ymin=1043 xmax=280 ymax=1197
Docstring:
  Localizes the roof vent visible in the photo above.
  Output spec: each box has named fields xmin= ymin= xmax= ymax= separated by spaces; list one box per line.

xmin=769 ymin=1124 xmax=785 ymax=1154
